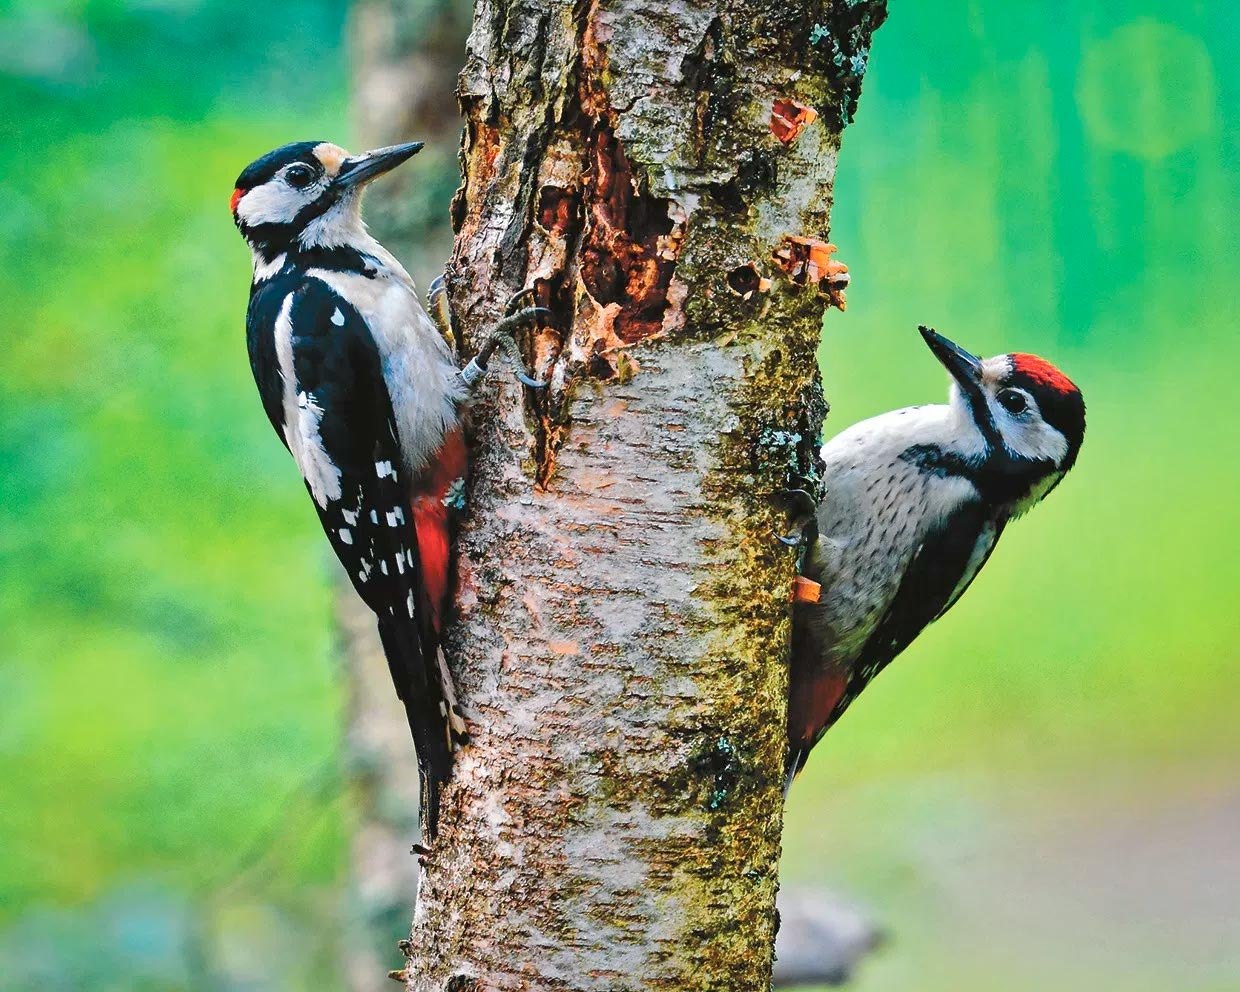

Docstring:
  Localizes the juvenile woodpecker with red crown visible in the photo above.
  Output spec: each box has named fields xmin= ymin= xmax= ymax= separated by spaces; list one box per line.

xmin=230 ymin=140 xmax=545 ymax=834
xmin=785 ymin=326 xmax=1086 ymax=789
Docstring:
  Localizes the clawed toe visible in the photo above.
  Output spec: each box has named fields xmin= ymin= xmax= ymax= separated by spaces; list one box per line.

xmin=771 ymin=487 xmax=816 ymax=549
xmin=503 ymin=287 xmax=540 ymax=317
xmin=494 ymin=305 xmax=554 ymax=338
xmin=514 ymin=369 xmax=547 ymax=388
xmin=490 ymin=334 xmax=547 ymax=388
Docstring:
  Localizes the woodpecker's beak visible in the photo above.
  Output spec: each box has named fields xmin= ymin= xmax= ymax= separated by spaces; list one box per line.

xmin=920 ymin=325 xmax=984 ymax=396
xmin=334 ymin=141 xmax=424 ymax=191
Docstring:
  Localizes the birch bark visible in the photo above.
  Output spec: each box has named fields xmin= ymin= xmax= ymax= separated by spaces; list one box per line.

xmin=396 ymin=2 xmax=887 ymax=988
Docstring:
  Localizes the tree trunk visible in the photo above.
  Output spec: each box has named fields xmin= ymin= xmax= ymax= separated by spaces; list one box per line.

xmin=396 ymin=2 xmax=886 ymax=989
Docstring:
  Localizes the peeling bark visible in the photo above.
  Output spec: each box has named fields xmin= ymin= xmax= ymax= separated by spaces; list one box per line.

xmin=398 ymin=2 xmax=886 ymax=989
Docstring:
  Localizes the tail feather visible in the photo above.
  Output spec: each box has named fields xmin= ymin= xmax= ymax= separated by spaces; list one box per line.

xmin=377 ymin=617 xmax=453 ymax=839
xmin=783 ymin=746 xmax=806 ymax=799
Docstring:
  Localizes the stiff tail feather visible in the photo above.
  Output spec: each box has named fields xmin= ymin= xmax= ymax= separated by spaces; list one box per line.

xmin=783 ymin=746 xmax=807 ymax=799
xmin=377 ymin=617 xmax=454 ymax=839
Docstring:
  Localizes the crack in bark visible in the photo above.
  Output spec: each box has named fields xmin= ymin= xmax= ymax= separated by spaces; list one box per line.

xmin=579 ymin=127 xmax=679 ymax=344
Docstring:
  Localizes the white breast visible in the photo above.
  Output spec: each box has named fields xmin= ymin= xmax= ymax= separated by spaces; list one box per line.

xmin=308 ymin=263 xmax=464 ymax=476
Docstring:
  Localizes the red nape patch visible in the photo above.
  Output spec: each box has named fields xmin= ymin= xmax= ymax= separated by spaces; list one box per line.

xmin=229 ymin=188 xmax=244 ymax=214
xmin=1010 ymin=353 xmax=1078 ymax=395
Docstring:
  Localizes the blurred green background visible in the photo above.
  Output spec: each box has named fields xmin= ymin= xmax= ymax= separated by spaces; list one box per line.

xmin=1 ymin=1 xmax=1236 ymax=989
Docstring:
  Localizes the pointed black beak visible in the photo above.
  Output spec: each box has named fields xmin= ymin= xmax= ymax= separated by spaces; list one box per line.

xmin=920 ymin=325 xmax=984 ymax=397
xmin=334 ymin=141 xmax=424 ymax=191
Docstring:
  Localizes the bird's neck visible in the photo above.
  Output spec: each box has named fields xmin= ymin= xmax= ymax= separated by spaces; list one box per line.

xmin=250 ymin=236 xmax=415 ymax=292
xmin=247 ymin=194 xmax=414 ymax=289
xmin=898 ymin=408 xmax=1058 ymax=513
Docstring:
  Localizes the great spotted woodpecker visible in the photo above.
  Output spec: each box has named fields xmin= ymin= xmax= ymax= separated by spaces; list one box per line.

xmin=785 ymin=326 xmax=1085 ymax=789
xmin=231 ymin=140 xmax=545 ymax=834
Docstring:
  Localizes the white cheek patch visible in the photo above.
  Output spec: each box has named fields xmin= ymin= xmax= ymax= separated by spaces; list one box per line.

xmin=995 ymin=403 xmax=1070 ymax=464
xmin=237 ymin=180 xmax=310 ymax=227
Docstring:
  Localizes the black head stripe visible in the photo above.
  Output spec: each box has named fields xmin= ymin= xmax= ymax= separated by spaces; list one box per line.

xmin=234 ymin=140 xmax=326 ymax=192
xmin=1030 ymin=383 xmax=1085 ymax=469
xmin=962 ymin=385 xmax=1003 ymax=452
xmin=900 ymin=443 xmax=978 ymax=480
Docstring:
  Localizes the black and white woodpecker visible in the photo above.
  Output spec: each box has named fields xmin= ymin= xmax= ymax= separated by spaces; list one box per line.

xmin=230 ymin=140 xmax=545 ymax=835
xmin=785 ymin=326 xmax=1086 ymax=788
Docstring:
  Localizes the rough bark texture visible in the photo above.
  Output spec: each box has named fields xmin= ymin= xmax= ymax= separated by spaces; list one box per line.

xmin=396 ymin=2 xmax=886 ymax=989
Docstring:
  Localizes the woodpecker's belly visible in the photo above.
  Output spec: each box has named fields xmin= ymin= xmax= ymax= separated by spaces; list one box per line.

xmin=308 ymin=267 xmax=463 ymax=478
xmin=807 ymin=422 xmax=982 ymax=671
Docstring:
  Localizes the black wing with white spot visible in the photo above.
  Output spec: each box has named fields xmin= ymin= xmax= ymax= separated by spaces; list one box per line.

xmin=246 ymin=272 xmax=454 ymax=834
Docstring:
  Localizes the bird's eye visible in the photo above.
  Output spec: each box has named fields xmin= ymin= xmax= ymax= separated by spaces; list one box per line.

xmin=285 ymin=165 xmax=316 ymax=189
xmin=997 ymin=388 xmax=1028 ymax=414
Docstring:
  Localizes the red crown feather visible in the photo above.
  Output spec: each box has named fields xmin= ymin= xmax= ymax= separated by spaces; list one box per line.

xmin=1009 ymin=353 xmax=1078 ymax=396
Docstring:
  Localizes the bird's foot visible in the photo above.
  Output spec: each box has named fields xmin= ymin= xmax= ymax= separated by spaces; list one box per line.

xmin=458 ymin=287 xmax=552 ymax=390
xmin=503 ymin=286 xmax=539 ymax=318
xmin=492 ymin=328 xmax=551 ymax=389
xmin=771 ymin=487 xmax=818 ymax=517
xmin=493 ymin=287 xmax=552 ymax=387
xmin=427 ymin=274 xmax=456 ymax=348
xmin=770 ymin=487 xmax=817 ymax=548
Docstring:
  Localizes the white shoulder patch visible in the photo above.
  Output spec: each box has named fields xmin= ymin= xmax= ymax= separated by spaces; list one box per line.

xmin=252 ymin=252 xmax=286 ymax=282
xmin=273 ymin=293 xmax=343 ymax=509
xmin=331 ymin=308 xmax=345 ymax=326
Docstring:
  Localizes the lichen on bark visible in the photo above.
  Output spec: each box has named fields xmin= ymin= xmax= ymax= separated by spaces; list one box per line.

xmin=403 ymin=2 xmax=886 ymax=989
